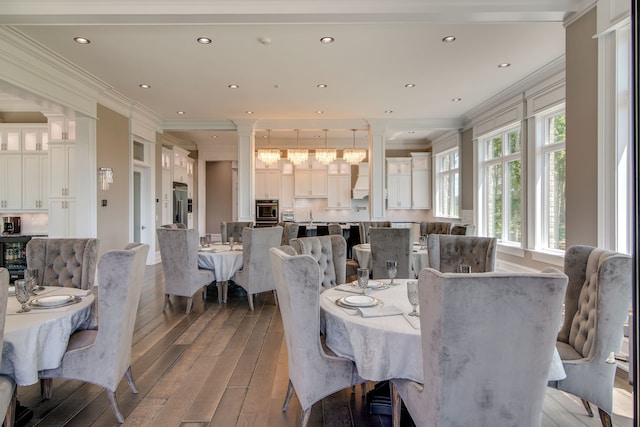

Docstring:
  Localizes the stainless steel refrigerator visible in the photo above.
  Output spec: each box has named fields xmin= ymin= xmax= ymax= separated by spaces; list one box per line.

xmin=173 ymin=182 xmax=188 ymax=227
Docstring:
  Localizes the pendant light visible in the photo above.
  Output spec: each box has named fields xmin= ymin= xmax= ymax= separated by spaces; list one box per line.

xmin=343 ymin=129 xmax=367 ymax=164
xmin=287 ymin=129 xmax=308 ymax=166
xmin=257 ymin=129 xmax=281 ymax=166
xmin=315 ymin=129 xmax=337 ymax=165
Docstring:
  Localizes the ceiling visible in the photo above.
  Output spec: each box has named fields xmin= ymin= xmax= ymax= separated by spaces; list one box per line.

xmin=0 ymin=0 xmax=580 ymax=151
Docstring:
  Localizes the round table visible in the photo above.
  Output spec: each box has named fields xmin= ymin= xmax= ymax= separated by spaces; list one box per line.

xmin=352 ymin=243 xmax=429 ymax=278
xmin=198 ymin=244 xmax=244 ymax=303
xmin=2 ymin=286 xmax=95 ymax=386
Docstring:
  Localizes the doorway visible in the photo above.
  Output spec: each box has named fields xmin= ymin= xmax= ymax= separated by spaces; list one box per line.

xmin=133 ymin=165 xmax=153 ymax=263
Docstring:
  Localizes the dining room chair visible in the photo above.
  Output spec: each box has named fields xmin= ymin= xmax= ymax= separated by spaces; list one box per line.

xmin=39 ymin=243 xmax=149 ymax=424
xmin=268 ymin=247 xmax=364 ymax=427
xmin=156 ymin=228 xmax=215 ymax=314
xmin=450 ymin=224 xmax=476 ymax=235
xmin=549 ymin=245 xmax=632 ymax=427
xmin=358 ymin=221 xmax=391 ymax=244
xmin=160 ymin=223 xmax=186 ymax=229
xmin=419 ymin=221 xmax=452 ymax=235
xmin=278 ymin=222 xmax=299 ymax=245
xmin=0 ymin=268 xmax=16 ymax=427
xmin=220 ymin=221 xmax=253 ymax=243
xmin=391 ymin=267 xmax=568 ymax=427
xmin=26 ymin=237 xmax=99 ymax=290
xmin=426 ymin=234 xmax=497 ymax=273
xmin=233 ymin=226 xmax=283 ymax=311
xmin=368 ymin=227 xmax=412 ymax=279
xmin=289 ymin=235 xmax=347 ymax=290
xmin=328 ymin=223 xmax=342 ymax=236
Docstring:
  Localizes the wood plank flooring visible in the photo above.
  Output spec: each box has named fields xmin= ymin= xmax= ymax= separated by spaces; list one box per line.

xmin=15 ymin=263 xmax=634 ymax=427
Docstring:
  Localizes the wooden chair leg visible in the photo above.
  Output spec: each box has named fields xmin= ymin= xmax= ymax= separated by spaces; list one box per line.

xmin=300 ymin=408 xmax=311 ymax=427
xmin=216 ymin=282 xmax=223 ymax=303
xmin=272 ymin=290 xmax=278 ymax=306
xmin=163 ymin=294 xmax=170 ymax=311
xmin=186 ymin=297 xmax=193 ymax=314
xmin=222 ymin=281 xmax=229 ymax=303
xmin=282 ymin=380 xmax=294 ymax=411
xmin=106 ymin=390 xmax=125 ymax=423
xmin=391 ymin=382 xmax=402 ymax=427
xmin=248 ymin=294 xmax=255 ymax=311
xmin=581 ymin=398 xmax=594 ymax=417
xmin=598 ymin=408 xmax=613 ymax=427
xmin=125 ymin=366 xmax=138 ymax=394
xmin=41 ymin=378 xmax=52 ymax=399
xmin=4 ymin=386 xmax=16 ymax=427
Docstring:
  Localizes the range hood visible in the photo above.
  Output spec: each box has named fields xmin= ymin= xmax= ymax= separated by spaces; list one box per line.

xmin=352 ymin=162 xmax=369 ymax=199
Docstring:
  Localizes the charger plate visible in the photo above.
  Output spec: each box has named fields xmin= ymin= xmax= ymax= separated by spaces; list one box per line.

xmin=336 ymin=295 xmax=382 ymax=309
xmin=29 ymin=295 xmax=80 ymax=309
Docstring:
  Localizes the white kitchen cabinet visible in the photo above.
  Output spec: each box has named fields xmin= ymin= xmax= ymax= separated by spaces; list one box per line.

xmin=294 ymin=169 xmax=327 ymax=198
xmin=49 ymin=143 xmax=76 ymax=198
xmin=255 ymin=169 xmax=281 ymax=199
xmin=280 ymin=174 xmax=294 ymax=209
xmin=48 ymin=199 xmax=76 ymax=237
xmin=386 ymin=158 xmax=412 ymax=209
xmin=23 ymin=127 xmax=49 ymax=152
xmin=327 ymin=174 xmax=352 ymax=208
xmin=411 ymin=152 xmax=432 ymax=209
xmin=173 ymin=150 xmax=189 ymax=184
xmin=22 ymin=154 xmax=49 ymax=210
xmin=48 ymin=116 xmax=76 ymax=142
xmin=161 ymin=167 xmax=172 ymax=225
xmin=0 ymin=127 xmax=22 ymax=152
xmin=0 ymin=155 xmax=22 ymax=210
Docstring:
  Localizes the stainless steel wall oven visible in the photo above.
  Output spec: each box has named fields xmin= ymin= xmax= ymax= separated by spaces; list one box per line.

xmin=255 ymin=199 xmax=279 ymax=227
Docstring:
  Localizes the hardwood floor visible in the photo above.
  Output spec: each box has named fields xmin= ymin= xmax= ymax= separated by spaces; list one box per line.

xmin=16 ymin=264 xmax=634 ymax=426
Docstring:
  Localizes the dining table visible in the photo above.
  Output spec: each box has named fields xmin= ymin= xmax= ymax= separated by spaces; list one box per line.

xmin=352 ymin=243 xmax=429 ymax=279
xmin=1 ymin=286 xmax=95 ymax=386
xmin=320 ymin=279 xmax=566 ymax=383
xmin=197 ymin=244 xmax=244 ymax=303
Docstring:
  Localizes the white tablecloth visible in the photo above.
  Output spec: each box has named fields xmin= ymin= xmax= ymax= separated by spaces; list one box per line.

xmin=197 ymin=244 xmax=244 ymax=282
xmin=2 ymin=286 xmax=95 ymax=386
xmin=320 ymin=280 xmax=566 ymax=383
xmin=352 ymin=243 xmax=429 ymax=278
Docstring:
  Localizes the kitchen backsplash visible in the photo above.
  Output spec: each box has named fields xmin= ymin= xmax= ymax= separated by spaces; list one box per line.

xmin=2 ymin=213 xmax=48 ymax=235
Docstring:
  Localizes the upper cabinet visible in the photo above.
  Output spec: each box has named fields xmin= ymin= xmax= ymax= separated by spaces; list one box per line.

xmin=294 ymin=159 xmax=327 ymax=198
xmin=173 ymin=148 xmax=189 ymax=184
xmin=411 ymin=152 xmax=431 ymax=209
xmin=0 ymin=155 xmax=22 ymax=210
xmin=255 ymin=169 xmax=281 ymax=199
xmin=48 ymin=116 xmax=76 ymax=142
xmin=0 ymin=127 xmax=22 ymax=152
xmin=327 ymin=159 xmax=352 ymax=208
xmin=23 ymin=127 xmax=49 ymax=152
xmin=386 ymin=158 xmax=412 ymax=209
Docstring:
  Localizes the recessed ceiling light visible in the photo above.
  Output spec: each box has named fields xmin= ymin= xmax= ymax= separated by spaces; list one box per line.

xmin=384 ymin=110 xmax=393 ymax=114
xmin=197 ymin=37 xmax=212 ymax=44
xmin=315 ymin=110 xmax=324 ymax=114
xmin=211 ymin=135 xmax=217 ymax=138
xmin=139 ymin=84 xmax=151 ymax=89
xmin=442 ymin=36 xmax=456 ymax=43
xmin=74 ymin=37 xmax=90 ymax=44
xmin=320 ymin=37 xmax=334 ymax=44
xmin=177 ymin=111 xmax=185 ymax=115
xmin=405 ymin=83 xmax=416 ymax=88
xmin=408 ymin=131 xmax=416 ymax=134
xmin=451 ymin=97 xmax=462 ymax=102
xmin=245 ymin=111 xmax=254 ymax=115
xmin=228 ymin=84 xmax=239 ymax=89
xmin=498 ymin=63 xmax=511 ymax=68
xmin=316 ymin=84 xmax=327 ymax=88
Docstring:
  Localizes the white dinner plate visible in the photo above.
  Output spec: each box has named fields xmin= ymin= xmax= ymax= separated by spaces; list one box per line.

xmin=30 ymin=295 xmax=76 ymax=308
xmin=336 ymin=295 xmax=381 ymax=308
xmin=350 ymin=280 xmax=385 ymax=289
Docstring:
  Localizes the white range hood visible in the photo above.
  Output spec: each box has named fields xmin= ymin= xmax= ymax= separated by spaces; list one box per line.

xmin=352 ymin=162 xmax=369 ymax=199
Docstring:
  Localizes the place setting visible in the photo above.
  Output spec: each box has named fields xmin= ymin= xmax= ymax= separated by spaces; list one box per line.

xmin=331 ymin=268 xmax=403 ymax=318
xmin=11 ymin=268 xmax=90 ymax=314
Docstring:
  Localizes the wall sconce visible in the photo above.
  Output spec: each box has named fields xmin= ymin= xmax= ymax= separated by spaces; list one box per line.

xmin=98 ymin=167 xmax=114 ymax=191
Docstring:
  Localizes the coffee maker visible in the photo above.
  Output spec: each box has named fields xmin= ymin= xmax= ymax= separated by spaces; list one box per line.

xmin=2 ymin=217 xmax=21 ymax=235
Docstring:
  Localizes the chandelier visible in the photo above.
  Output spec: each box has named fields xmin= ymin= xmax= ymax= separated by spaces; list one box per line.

xmin=315 ymin=129 xmax=336 ymax=165
xmin=287 ymin=129 xmax=308 ymax=166
xmin=257 ymin=129 xmax=281 ymax=166
xmin=343 ymin=129 xmax=367 ymax=165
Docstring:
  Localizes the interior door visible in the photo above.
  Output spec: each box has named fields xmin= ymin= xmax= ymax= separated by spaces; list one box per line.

xmin=133 ymin=165 xmax=153 ymax=263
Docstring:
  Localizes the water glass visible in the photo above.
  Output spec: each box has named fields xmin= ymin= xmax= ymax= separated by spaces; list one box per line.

xmin=228 ymin=236 xmax=235 ymax=251
xmin=357 ymin=268 xmax=369 ymax=294
xmin=458 ymin=264 xmax=471 ymax=273
xmin=386 ymin=260 xmax=398 ymax=285
xmin=419 ymin=234 xmax=427 ymax=250
xmin=407 ymin=280 xmax=419 ymax=316
xmin=14 ymin=279 xmax=31 ymax=313
xmin=24 ymin=268 xmax=41 ymax=292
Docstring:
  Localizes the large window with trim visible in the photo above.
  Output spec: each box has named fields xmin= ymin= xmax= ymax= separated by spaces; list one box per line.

xmin=479 ymin=125 xmax=522 ymax=245
xmin=433 ymin=148 xmax=459 ymax=218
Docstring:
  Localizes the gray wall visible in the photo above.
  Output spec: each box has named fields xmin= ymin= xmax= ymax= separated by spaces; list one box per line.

xmin=206 ymin=161 xmax=233 ymax=234
xmin=460 ymin=128 xmax=474 ymax=211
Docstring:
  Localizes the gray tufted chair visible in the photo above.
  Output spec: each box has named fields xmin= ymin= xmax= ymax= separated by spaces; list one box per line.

xmin=268 ymin=247 xmax=364 ymax=427
xmin=0 ymin=269 xmax=16 ymax=427
xmin=426 ymin=234 xmax=497 ymax=273
xmin=234 ymin=226 xmax=283 ymax=311
xmin=420 ymin=221 xmax=452 ymax=236
xmin=358 ymin=221 xmax=391 ymax=244
xmin=328 ymin=223 xmax=343 ymax=236
xmin=40 ymin=244 xmax=149 ymax=423
xmin=156 ymin=228 xmax=215 ymax=314
xmin=220 ymin=221 xmax=253 ymax=243
xmin=391 ymin=267 xmax=568 ymax=427
xmin=289 ymin=235 xmax=347 ymax=289
xmin=26 ymin=238 xmax=99 ymax=290
xmin=278 ymin=222 xmax=300 ymax=246
xmin=450 ymin=224 xmax=476 ymax=235
xmin=160 ymin=223 xmax=186 ymax=229
xmin=550 ymin=245 xmax=632 ymax=427
xmin=368 ymin=227 xmax=412 ymax=279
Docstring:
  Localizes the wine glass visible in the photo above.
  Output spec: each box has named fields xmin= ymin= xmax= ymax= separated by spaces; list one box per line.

xmin=14 ymin=279 xmax=31 ymax=313
xmin=357 ymin=268 xmax=370 ymax=295
xmin=407 ymin=280 xmax=419 ymax=316
xmin=419 ymin=234 xmax=427 ymax=250
xmin=228 ymin=236 xmax=235 ymax=251
xmin=386 ymin=260 xmax=398 ymax=285
xmin=24 ymin=268 xmax=42 ymax=293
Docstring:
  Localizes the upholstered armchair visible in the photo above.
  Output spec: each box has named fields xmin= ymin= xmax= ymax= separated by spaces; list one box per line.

xmin=358 ymin=221 xmax=391 ymax=244
xmin=289 ymin=235 xmax=347 ymax=290
xmin=391 ymin=267 xmax=568 ymax=427
xmin=0 ymin=269 xmax=16 ymax=427
xmin=419 ymin=221 xmax=452 ymax=235
xmin=160 ymin=223 xmax=186 ymax=229
xmin=40 ymin=244 xmax=149 ymax=423
xmin=220 ymin=221 xmax=253 ymax=243
xmin=426 ymin=234 xmax=497 ymax=273
xmin=234 ymin=226 xmax=283 ymax=311
xmin=328 ymin=223 xmax=342 ymax=236
xmin=550 ymin=245 xmax=632 ymax=426
xmin=369 ymin=227 xmax=412 ymax=279
xmin=156 ymin=228 xmax=215 ymax=314
xmin=278 ymin=222 xmax=299 ymax=245
xmin=450 ymin=224 xmax=476 ymax=235
xmin=268 ymin=247 xmax=363 ymax=427
xmin=26 ymin=238 xmax=99 ymax=290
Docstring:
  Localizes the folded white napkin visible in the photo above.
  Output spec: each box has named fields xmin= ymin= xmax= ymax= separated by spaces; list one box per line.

xmin=402 ymin=313 xmax=420 ymax=329
xmin=74 ymin=289 xmax=92 ymax=297
xmin=358 ymin=304 xmax=403 ymax=318
xmin=334 ymin=284 xmax=363 ymax=294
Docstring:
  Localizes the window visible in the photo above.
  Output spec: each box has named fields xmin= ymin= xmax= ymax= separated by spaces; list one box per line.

xmin=478 ymin=125 xmax=522 ymax=245
xmin=433 ymin=148 xmax=459 ymax=218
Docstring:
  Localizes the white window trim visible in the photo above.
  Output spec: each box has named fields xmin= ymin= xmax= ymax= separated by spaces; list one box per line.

xmin=433 ymin=147 xmax=460 ymax=219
